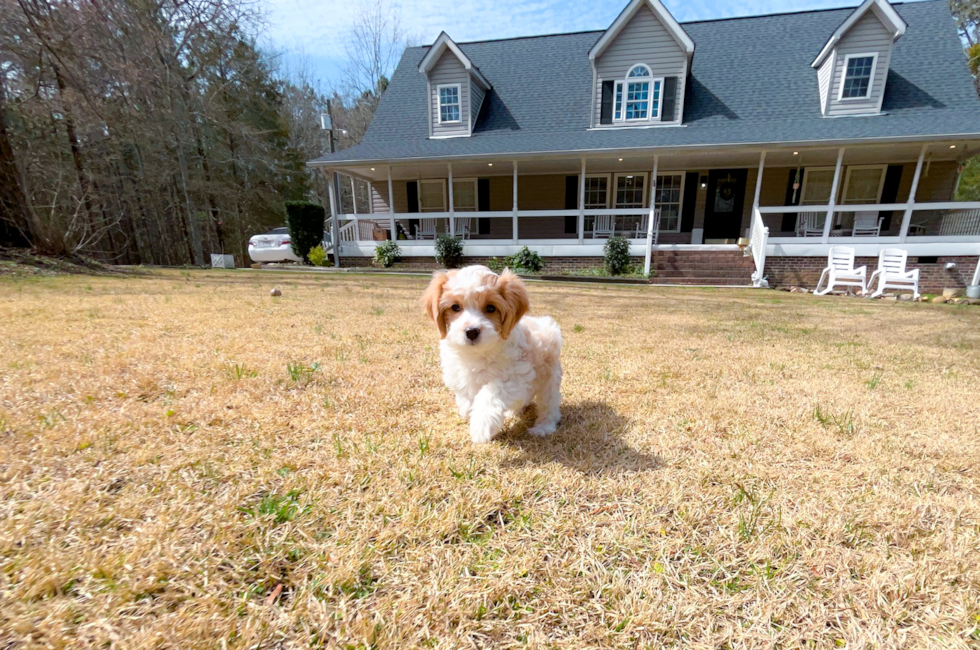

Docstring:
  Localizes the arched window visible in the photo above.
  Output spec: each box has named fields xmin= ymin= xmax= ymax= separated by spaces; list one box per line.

xmin=614 ymin=64 xmax=662 ymax=122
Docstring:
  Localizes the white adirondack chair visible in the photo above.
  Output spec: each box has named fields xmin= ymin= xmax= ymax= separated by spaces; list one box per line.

xmin=591 ymin=214 xmax=615 ymax=238
xmin=851 ymin=211 xmax=882 ymax=236
xmin=635 ymin=208 xmax=661 ymax=240
xmin=454 ymin=217 xmax=472 ymax=239
xmin=796 ymin=212 xmax=825 ymax=237
xmin=814 ymin=246 xmax=868 ymax=295
xmin=417 ymin=219 xmax=437 ymax=240
xmin=867 ymin=248 xmax=920 ymax=298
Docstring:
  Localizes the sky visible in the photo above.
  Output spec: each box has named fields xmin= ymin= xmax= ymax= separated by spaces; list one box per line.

xmin=260 ymin=0 xmax=908 ymax=89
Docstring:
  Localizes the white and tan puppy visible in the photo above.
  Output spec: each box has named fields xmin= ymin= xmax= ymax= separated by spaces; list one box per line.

xmin=421 ymin=265 xmax=562 ymax=443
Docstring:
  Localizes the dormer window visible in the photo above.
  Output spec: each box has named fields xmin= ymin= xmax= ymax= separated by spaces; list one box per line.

xmin=614 ymin=65 xmax=662 ymax=122
xmin=438 ymin=84 xmax=461 ymax=123
xmin=840 ymin=54 xmax=877 ymax=100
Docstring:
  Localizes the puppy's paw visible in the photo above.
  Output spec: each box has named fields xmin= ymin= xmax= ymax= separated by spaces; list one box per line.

xmin=469 ymin=416 xmax=497 ymax=444
xmin=527 ymin=423 xmax=557 ymax=438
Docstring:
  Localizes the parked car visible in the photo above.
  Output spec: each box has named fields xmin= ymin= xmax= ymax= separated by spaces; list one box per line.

xmin=247 ymin=227 xmax=301 ymax=263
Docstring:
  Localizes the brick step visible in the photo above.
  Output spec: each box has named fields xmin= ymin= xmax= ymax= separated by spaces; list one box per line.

xmin=653 ymin=270 xmax=752 ymax=279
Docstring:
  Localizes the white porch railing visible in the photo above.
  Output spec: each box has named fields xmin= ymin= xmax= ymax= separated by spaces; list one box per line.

xmin=748 ymin=207 xmax=769 ymax=288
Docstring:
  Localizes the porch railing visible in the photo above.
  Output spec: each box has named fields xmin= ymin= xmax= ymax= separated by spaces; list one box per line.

xmin=748 ymin=207 xmax=769 ymax=288
xmin=758 ymin=201 xmax=980 ymax=240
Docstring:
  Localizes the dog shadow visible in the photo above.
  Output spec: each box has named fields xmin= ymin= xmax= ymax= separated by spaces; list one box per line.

xmin=498 ymin=401 xmax=661 ymax=474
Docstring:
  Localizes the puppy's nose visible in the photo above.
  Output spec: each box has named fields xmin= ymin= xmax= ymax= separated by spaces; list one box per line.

xmin=465 ymin=327 xmax=481 ymax=341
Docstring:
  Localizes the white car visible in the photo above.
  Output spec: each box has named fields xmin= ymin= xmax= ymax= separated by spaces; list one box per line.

xmin=247 ymin=227 xmax=302 ymax=263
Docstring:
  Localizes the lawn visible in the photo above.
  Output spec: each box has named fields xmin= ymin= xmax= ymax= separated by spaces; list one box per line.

xmin=1 ymin=269 xmax=979 ymax=649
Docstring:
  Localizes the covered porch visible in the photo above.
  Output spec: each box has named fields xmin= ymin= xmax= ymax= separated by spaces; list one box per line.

xmin=317 ymin=140 xmax=980 ymax=281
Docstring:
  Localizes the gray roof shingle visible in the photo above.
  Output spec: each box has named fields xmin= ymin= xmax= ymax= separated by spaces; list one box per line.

xmin=311 ymin=0 xmax=980 ymax=165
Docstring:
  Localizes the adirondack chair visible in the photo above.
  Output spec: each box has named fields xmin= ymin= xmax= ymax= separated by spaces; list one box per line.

xmin=416 ymin=219 xmax=437 ymax=240
xmin=454 ymin=217 xmax=472 ymax=239
xmin=814 ymin=246 xmax=868 ymax=295
xmin=796 ymin=212 xmax=825 ymax=237
xmin=851 ymin=211 xmax=882 ymax=236
xmin=591 ymin=214 xmax=615 ymax=238
xmin=867 ymin=248 xmax=920 ymax=298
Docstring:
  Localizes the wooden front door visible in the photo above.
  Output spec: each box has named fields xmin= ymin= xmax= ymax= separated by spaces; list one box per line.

xmin=703 ymin=169 xmax=747 ymax=242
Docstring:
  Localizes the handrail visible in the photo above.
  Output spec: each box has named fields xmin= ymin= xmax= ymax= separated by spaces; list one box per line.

xmin=758 ymin=201 xmax=980 ymax=214
xmin=747 ymin=207 xmax=769 ymax=288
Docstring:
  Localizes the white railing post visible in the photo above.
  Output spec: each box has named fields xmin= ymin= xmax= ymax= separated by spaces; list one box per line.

xmin=387 ymin=166 xmax=396 ymax=241
xmin=750 ymin=207 xmax=769 ymax=288
xmin=822 ymin=147 xmax=845 ymax=244
xmin=899 ymin=144 xmax=928 ymax=243
xmin=578 ymin=158 xmax=586 ymax=244
xmin=350 ymin=176 xmax=358 ymax=215
xmin=448 ymin=163 xmax=455 ymax=238
xmin=512 ymin=160 xmax=519 ymax=243
xmin=644 ymin=155 xmax=659 ymax=277
xmin=325 ymin=168 xmax=341 ymax=267
xmin=972 ymin=256 xmax=980 ymax=287
xmin=750 ymin=151 xmax=766 ymax=236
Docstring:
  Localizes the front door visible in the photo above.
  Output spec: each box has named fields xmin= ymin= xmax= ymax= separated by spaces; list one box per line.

xmin=703 ymin=169 xmax=747 ymax=242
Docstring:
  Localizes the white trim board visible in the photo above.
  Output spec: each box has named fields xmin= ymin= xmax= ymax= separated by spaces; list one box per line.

xmin=811 ymin=0 xmax=906 ymax=68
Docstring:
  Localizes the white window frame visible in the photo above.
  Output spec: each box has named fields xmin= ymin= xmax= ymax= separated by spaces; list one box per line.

xmin=451 ymin=178 xmax=478 ymax=211
xmin=584 ymin=173 xmax=611 ymax=209
xmin=838 ymin=52 xmax=878 ymax=101
xmin=800 ymin=167 xmax=837 ymax=205
xmin=841 ymin=164 xmax=887 ymax=204
xmin=418 ymin=179 xmax=447 ymax=212
xmin=653 ymin=172 xmax=685 ymax=233
xmin=613 ymin=172 xmax=648 ymax=209
xmin=613 ymin=65 xmax=663 ymax=123
xmin=436 ymin=83 xmax=462 ymax=124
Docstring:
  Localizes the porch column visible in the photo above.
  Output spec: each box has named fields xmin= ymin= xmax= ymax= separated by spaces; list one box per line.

xmin=349 ymin=175 xmax=359 ymax=239
xmin=644 ymin=155 xmax=659 ymax=277
xmin=448 ymin=163 xmax=455 ymax=238
xmin=578 ymin=158 xmax=586 ymax=243
xmin=387 ymin=166 xmax=396 ymax=241
xmin=512 ymin=160 xmax=519 ymax=243
xmin=350 ymin=176 xmax=358 ymax=214
xmin=822 ymin=147 xmax=845 ymax=244
xmin=748 ymin=151 xmax=766 ymax=239
xmin=899 ymin=144 xmax=929 ymax=242
xmin=325 ymin=168 xmax=341 ymax=267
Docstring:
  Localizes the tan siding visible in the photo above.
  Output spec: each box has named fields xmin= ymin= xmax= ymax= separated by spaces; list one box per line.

xmin=594 ymin=4 xmax=687 ymax=126
xmin=827 ymin=10 xmax=893 ymax=116
xmin=916 ymin=161 xmax=958 ymax=202
xmin=430 ymin=51 xmax=470 ymax=138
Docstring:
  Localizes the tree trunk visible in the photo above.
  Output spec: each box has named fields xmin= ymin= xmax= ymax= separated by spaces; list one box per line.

xmin=0 ymin=72 xmax=33 ymax=247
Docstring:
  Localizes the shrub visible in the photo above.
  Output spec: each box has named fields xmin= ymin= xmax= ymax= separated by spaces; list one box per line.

xmin=285 ymin=201 xmax=325 ymax=264
xmin=307 ymin=244 xmax=329 ymax=267
xmin=507 ymin=246 xmax=544 ymax=273
xmin=486 ymin=257 xmax=504 ymax=273
xmin=374 ymin=240 xmax=401 ymax=268
xmin=435 ymin=235 xmax=464 ymax=268
xmin=603 ymin=236 xmax=632 ymax=276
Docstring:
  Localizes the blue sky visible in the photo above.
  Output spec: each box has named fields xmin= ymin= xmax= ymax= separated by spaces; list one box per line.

xmin=263 ymin=0 xmax=891 ymax=88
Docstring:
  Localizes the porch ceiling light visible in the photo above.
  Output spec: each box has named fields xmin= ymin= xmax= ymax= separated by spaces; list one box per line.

xmin=793 ymin=151 xmax=799 ymax=155
xmin=488 ymin=163 xmax=493 ymax=166
xmin=950 ymin=145 xmax=957 ymax=149
xmin=370 ymin=167 xmax=376 ymax=171
xmin=618 ymin=158 xmax=624 ymax=162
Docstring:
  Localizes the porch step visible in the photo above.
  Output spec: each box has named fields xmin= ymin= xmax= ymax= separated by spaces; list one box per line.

xmin=648 ymin=276 xmax=751 ymax=286
xmin=647 ymin=251 xmax=754 ymax=285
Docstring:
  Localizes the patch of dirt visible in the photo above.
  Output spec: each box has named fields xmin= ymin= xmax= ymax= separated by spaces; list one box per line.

xmin=0 ymin=247 xmax=137 ymax=277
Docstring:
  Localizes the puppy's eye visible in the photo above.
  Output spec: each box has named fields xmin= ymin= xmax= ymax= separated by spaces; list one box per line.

xmin=451 ymin=304 xmax=461 ymax=312
xmin=485 ymin=304 xmax=496 ymax=313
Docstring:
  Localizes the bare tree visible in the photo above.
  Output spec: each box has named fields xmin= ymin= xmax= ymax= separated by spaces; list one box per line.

xmin=342 ymin=0 xmax=407 ymax=105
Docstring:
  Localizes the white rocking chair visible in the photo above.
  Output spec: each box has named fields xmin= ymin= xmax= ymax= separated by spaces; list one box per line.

xmin=417 ymin=219 xmax=437 ymax=240
xmin=454 ymin=217 xmax=472 ymax=240
xmin=796 ymin=212 xmax=825 ymax=237
xmin=868 ymin=248 xmax=920 ymax=299
xmin=635 ymin=208 xmax=661 ymax=241
xmin=591 ymin=214 xmax=615 ymax=238
xmin=815 ymin=246 xmax=868 ymax=295
xmin=852 ymin=211 xmax=882 ymax=237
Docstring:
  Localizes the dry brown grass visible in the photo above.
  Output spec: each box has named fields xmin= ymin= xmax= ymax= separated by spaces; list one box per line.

xmin=1 ymin=269 xmax=980 ymax=649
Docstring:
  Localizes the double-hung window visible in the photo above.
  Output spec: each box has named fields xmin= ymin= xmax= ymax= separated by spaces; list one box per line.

xmin=654 ymin=173 xmax=684 ymax=232
xmin=419 ymin=179 xmax=446 ymax=212
xmin=614 ymin=65 xmax=662 ymax=122
xmin=839 ymin=54 xmax=877 ymax=100
xmin=438 ymin=84 xmax=461 ymax=123
xmin=452 ymin=179 xmax=477 ymax=211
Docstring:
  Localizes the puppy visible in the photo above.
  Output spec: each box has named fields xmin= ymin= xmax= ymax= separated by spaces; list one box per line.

xmin=421 ymin=265 xmax=562 ymax=443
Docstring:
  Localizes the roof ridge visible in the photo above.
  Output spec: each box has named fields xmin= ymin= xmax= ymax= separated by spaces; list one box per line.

xmin=420 ymin=0 xmax=929 ymax=49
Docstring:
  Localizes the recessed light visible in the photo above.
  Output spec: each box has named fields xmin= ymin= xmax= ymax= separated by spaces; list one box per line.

xmin=793 ymin=151 xmax=799 ymax=155
xmin=618 ymin=158 xmax=624 ymax=162
xmin=488 ymin=163 xmax=493 ymax=167
xmin=370 ymin=167 xmax=376 ymax=171
xmin=950 ymin=144 xmax=957 ymax=149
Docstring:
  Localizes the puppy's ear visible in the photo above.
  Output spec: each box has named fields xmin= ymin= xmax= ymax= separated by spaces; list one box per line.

xmin=496 ymin=269 xmax=529 ymax=339
xmin=420 ymin=271 xmax=450 ymax=338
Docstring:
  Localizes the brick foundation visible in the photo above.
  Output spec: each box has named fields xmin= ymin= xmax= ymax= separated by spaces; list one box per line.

xmin=764 ymin=256 xmax=979 ymax=293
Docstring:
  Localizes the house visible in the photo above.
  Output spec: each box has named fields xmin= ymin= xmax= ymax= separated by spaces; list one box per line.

xmin=308 ymin=0 xmax=980 ymax=289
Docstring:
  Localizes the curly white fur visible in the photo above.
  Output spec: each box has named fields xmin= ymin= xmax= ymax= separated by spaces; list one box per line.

xmin=422 ymin=266 xmax=562 ymax=443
